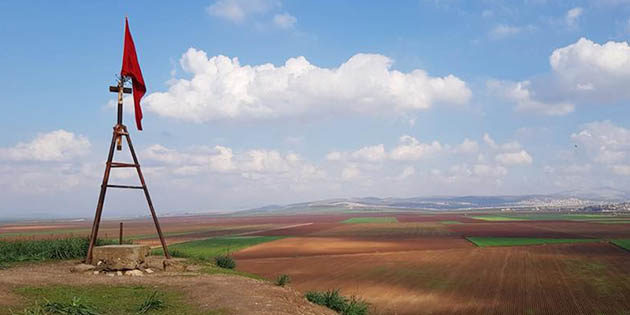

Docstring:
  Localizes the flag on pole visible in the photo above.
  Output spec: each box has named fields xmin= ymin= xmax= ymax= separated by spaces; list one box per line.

xmin=121 ymin=17 xmax=146 ymax=130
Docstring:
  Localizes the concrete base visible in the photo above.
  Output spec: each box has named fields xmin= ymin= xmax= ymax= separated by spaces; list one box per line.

xmin=92 ymin=245 xmax=150 ymax=271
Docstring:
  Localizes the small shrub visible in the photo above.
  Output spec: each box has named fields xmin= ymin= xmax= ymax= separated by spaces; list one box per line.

xmin=136 ymin=291 xmax=164 ymax=314
xmin=306 ymin=289 xmax=369 ymax=315
xmin=41 ymin=297 xmax=100 ymax=315
xmin=275 ymin=274 xmax=291 ymax=287
xmin=344 ymin=296 xmax=369 ymax=315
xmin=214 ymin=255 xmax=236 ymax=269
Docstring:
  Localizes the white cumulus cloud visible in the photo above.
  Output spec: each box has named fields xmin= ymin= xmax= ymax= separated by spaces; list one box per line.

xmin=488 ymin=80 xmax=574 ymax=115
xmin=454 ymin=138 xmax=479 ymax=154
xmin=571 ymin=120 xmax=630 ymax=165
xmin=390 ymin=135 xmax=442 ymax=161
xmin=351 ymin=144 xmax=387 ymax=162
xmin=550 ymin=38 xmax=630 ymax=101
xmin=0 ymin=130 xmax=90 ymax=161
xmin=143 ymin=144 xmax=324 ymax=182
xmin=495 ymin=150 xmax=533 ymax=165
xmin=145 ymin=49 xmax=471 ymax=122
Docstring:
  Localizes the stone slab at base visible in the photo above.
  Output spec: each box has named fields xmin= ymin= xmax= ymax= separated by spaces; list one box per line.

xmin=92 ymin=245 xmax=150 ymax=271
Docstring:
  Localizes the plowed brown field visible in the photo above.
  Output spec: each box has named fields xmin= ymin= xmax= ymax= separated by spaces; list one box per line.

xmin=234 ymin=236 xmax=472 ymax=259
xmin=4 ymin=211 xmax=630 ymax=314
xmin=237 ymin=242 xmax=630 ymax=315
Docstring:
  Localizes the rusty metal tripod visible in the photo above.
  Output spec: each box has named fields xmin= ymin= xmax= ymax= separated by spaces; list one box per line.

xmin=85 ymin=77 xmax=170 ymax=264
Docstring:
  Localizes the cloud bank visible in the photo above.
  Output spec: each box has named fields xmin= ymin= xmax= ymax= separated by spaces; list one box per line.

xmin=145 ymin=49 xmax=471 ymax=122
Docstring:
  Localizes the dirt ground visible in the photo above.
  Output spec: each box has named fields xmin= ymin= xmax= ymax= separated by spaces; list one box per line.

xmin=0 ymin=261 xmax=335 ymax=315
xmin=234 ymin=236 xmax=472 ymax=259
xmin=5 ymin=212 xmax=630 ymax=314
xmin=237 ymin=242 xmax=630 ymax=315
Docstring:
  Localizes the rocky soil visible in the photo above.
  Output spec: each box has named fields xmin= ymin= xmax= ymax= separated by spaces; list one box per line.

xmin=0 ymin=259 xmax=335 ymax=315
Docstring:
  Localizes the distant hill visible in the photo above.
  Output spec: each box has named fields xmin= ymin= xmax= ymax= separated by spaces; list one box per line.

xmin=238 ymin=188 xmax=630 ymax=215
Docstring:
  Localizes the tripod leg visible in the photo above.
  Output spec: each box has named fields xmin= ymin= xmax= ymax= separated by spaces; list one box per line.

xmin=124 ymin=133 xmax=171 ymax=259
xmin=85 ymin=129 xmax=118 ymax=264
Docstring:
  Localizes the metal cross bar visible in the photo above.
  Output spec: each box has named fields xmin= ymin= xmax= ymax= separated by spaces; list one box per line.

xmin=106 ymin=184 xmax=144 ymax=189
xmin=109 ymin=162 xmax=138 ymax=168
xmin=108 ymin=86 xmax=132 ymax=94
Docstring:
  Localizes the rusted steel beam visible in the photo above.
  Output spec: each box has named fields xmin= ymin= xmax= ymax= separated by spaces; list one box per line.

xmin=85 ymin=126 xmax=118 ymax=264
xmin=119 ymin=222 xmax=123 ymax=245
xmin=124 ymin=132 xmax=171 ymax=259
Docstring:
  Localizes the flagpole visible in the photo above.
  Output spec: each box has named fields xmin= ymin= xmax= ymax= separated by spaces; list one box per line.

xmin=86 ymin=17 xmax=170 ymax=263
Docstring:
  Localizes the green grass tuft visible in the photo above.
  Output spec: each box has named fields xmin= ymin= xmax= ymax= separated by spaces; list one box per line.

xmin=305 ymin=289 xmax=369 ymax=315
xmin=43 ymin=296 xmax=100 ymax=315
xmin=6 ymin=285 xmax=220 ymax=315
xmin=136 ymin=291 xmax=164 ymax=314
xmin=341 ymin=217 xmax=398 ymax=224
xmin=466 ymin=236 xmax=598 ymax=247
xmin=275 ymin=274 xmax=291 ymax=287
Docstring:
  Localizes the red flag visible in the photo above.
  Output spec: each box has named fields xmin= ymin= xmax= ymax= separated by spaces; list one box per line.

xmin=121 ymin=18 xmax=146 ymax=130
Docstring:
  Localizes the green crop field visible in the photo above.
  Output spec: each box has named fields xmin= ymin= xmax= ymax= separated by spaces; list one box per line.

xmin=470 ymin=215 xmax=529 ymax=221
xmin=466 ymin=237 xmax=599 ymax=247
xmin=471 ymin=213 xmax=617 ymax=222
xmin=0 ymin=228 xmax=89 ymax=238
xmin=341 ymin=217 xmax=398 ymax=224
xmin=610 ymin=239 xmax=630 ymax=251
xmin=594 ymin=220 xmax=630 ymax=224
xmin=152 ymin=236 xmax=283 ymax=260
xmin=440 ymin=220 xmax=463 ymax=225
xmin=0 ymin=237 xmax=117 ymax=265
xmin=5 ymin=285 xmax=221 ymax=315
xmin=517 ymin=214 xmax=615 ymax=221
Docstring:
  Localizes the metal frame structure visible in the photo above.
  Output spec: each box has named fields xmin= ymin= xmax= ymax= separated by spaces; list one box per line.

xmin=85 ymin=78 xmax=170 ymax=264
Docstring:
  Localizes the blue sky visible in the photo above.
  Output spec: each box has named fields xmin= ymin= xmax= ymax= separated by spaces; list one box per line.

xmin=2 ymin=0 xmax=630 ymax=218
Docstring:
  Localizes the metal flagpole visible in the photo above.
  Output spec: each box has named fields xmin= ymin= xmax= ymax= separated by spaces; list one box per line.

xmin=85 ymin=75 xmax=170 ymax=263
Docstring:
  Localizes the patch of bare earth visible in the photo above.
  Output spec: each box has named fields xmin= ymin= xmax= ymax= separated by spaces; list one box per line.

xmin=237 ymin=242 xmax=630 ymax=315
xmin=0 ymin=261 xmax=335 ymax=315
xmin=234 ymin=236 xmax=471 ymax=259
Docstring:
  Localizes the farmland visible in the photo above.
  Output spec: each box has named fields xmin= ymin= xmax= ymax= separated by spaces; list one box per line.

xmin=341 ymin=217 xmax=398 ymax=224
xmin=2 ymin=211 xmax=630 ymax=314
xmin=466 ymin=236 xmax=599 ymax=247
xmin=151 ymin=236 xmax=283 ymax=260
